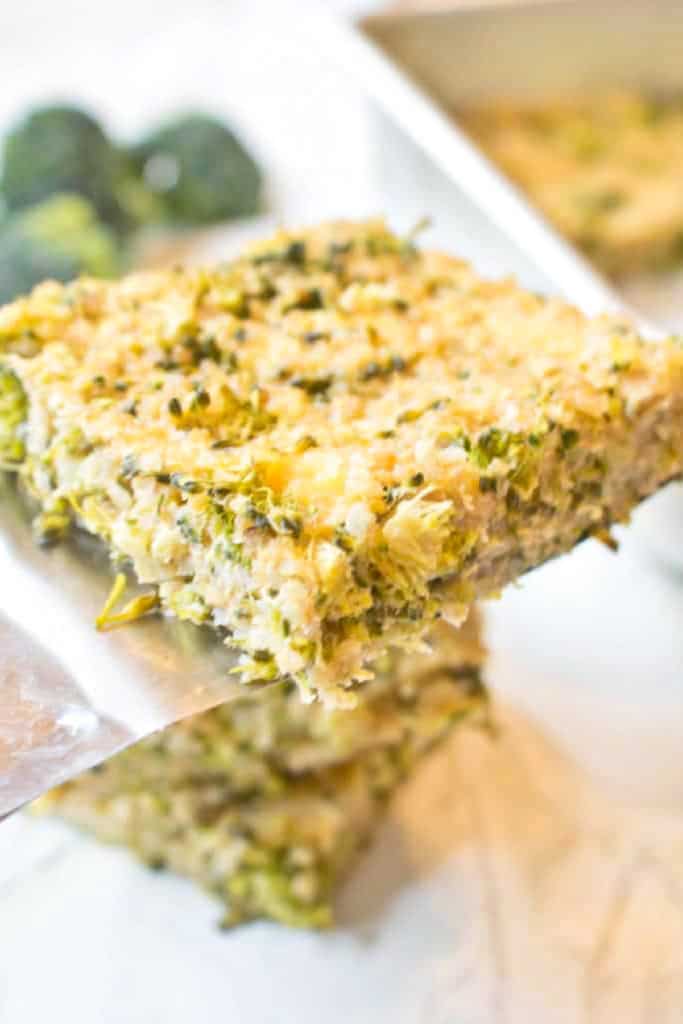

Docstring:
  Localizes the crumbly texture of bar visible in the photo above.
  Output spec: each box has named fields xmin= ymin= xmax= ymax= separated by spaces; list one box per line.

xmin=33 ymin=620 xmax=488 ymax=929
xmin=1 ymin=219 xmax=682 ymax=705
xmin=461 ymin=91 xmax=683 ymax=277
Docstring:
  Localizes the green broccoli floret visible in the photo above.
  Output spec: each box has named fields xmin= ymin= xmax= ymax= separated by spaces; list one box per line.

xmin=0 ymin=104 xmax=134 ymax=232
xmin=130 ymin=113 xmax=262 ymax=225
xmin=0 ymin=194 xmax=122 ymax=304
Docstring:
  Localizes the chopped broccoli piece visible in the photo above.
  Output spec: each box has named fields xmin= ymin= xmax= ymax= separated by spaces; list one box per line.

xmin=130 ymin=113 xmax=262 ymax=225
xmin=0 ymin=194 xmax=122 ymax=303
xmin=0 ymin=366 xmax=27 ymax=465
xmin=0 ymin=104 xmax=133 ymax=232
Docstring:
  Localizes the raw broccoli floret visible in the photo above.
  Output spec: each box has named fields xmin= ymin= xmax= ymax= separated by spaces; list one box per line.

xmin=130 ymin=113 xmax=262 ymax=225
xmin=0 ymin=104 xmax=134 ymax=232
xmin=0 ymin=194 xmax=121 ymax=304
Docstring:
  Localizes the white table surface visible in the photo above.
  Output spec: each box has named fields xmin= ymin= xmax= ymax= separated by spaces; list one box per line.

xmin=1 ymin=3 xmax=683 ymax=1022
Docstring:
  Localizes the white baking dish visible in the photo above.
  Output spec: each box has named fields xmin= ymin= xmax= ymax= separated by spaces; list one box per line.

xmin=329 ymin=0 xmax=683 ymax=572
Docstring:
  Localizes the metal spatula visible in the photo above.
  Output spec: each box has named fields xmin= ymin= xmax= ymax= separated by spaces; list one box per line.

xmin=0 ymin=476 xmax=242 ymax=817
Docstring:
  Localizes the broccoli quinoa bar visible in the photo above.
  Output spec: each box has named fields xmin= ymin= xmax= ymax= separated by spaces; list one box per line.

xmin=462 ymin=91 xmax=683 ymax=277
xmin=34 ymin=618 xmax=487 ymax=928
xmin=1 ymin=219 xmax=682 ymax=706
